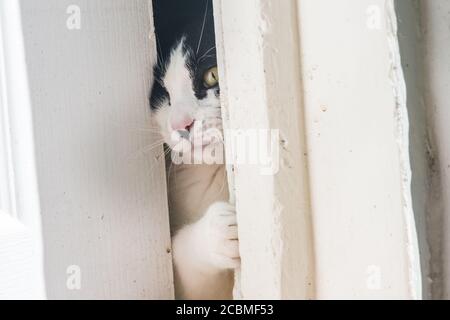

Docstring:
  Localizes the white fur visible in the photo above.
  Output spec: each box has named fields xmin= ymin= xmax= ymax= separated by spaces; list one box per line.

xmin=171 ymin=199 xmax=239 ymax=299
xmin=154 ymin=43 xmax=223 ymax=161
xmin=153 ymin=40 xmax=239 ymax=300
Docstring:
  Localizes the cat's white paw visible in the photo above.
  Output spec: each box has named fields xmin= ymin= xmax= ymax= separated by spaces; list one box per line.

xmin=199 ymin=201 xmax=240 ymax=270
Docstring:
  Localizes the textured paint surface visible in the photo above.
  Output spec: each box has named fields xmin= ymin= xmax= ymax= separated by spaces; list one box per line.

xmin=215 ymin=0 xmax=420 ymax=299
xmin=386 ymin=0 xmax=421 ymax=299
xmin=214 ymin=0 xmax=314 ymax=299
xmin=297 ymin=0 xmax=418 ymax=299
xmin=20 ymin=0 xmax=174 ymax=299
xmin=419 ymin=0 xmax=450 ymax=299
xmin=395 ymin=0 xmax=432 ymax=299
xmin=0 ymin=0 xmax=46 ymax=299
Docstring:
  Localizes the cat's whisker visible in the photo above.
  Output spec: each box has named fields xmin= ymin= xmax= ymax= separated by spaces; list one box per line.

xmin=203 ymin=45 xmax=216 ymax=56
xmin=138 ymin=140 xmax=165 ymax=153
xmin=108 ymin=119 xmax=161 ymax=130
xmin=167 ymin=160 xmax=174 ymax=181
xmin=196 ymin=0 xmax=210 ymax=55
xmin=125 ymin=127 xmax=162 ymax=134
xmin=153 ymin=0 xmax=239 ymax=300
xmin=197 ymin=45 xmax=216 ymax=62
xmin=155 ymin=144 xmax=172 ymax=162
xmin=217 ymin=168 xmax=228 ymax=197
xmin=157 ymin=147 xmax=173 ymax=172
xmin=124 ymin=139 xmax=165 ymax=162
xmin=198 ymin=54 xmax=216 ymax=63
xmin=117 ymin=124 xmax=162 ymax=132
xmin=156 ymin=36 xmax=167 ymax=70
xmin=108 ymin=123 xmax=162 ymax=136
xmin=133 ymin=128 xmax=162 ymax=133
xmin=147 ymin=146 xmax=172 ymax=176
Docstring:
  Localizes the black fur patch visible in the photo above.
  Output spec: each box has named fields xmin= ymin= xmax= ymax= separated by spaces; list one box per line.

xmin=150 ymin=0 xmax=218 ymax=110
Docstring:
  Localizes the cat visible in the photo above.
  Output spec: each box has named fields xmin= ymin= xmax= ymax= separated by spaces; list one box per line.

xmin=150 ymin=0 xmax=239 ymax=300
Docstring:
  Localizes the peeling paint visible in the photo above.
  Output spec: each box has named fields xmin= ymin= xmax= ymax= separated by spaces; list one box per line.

xmin=385 ymin=0 xmax=422 ymax=299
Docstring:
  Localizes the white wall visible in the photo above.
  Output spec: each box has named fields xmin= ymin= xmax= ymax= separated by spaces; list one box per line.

xmin=19 ymin=0 xmax=174 ymax=299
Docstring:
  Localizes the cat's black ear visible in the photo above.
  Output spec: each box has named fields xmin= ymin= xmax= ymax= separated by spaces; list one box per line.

xmin=150 ymin=77 xmax=170 ymax=111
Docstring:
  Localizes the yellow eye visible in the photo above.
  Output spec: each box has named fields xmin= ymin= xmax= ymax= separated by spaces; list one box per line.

xmin=203 ymin=66 xmax=219 ymax=88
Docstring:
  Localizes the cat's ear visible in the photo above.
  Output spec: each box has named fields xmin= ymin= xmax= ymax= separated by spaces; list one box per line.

xmin=150 ymin=78 xmax=170 ymax=111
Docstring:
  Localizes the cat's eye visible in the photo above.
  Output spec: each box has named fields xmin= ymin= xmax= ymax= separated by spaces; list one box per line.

xmin=203 ymin=66 xmax=219 ymax=88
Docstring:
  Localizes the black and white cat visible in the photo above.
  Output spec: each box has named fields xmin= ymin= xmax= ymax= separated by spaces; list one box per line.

xmin=150 ymin=0 xmax=239 ymax=300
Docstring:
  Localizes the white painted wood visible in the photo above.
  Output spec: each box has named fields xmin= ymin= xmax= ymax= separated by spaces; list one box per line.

xmin=297 ymin=0 xmax=420 ymax=299
xmin=0 ymin=213 xmax=43 ymax=299
xmin=394 ymin=0 xmax=433 ymax=299
xmin=0 ymin=0 xmax=46 ymax=299
xmin=18 ymin=0 xmax=174 ymax=299
xmin=417 ymin=0 xmax=450 ymax=299
xmin=215 ymin=0 xmax=421 ymax=299
xmin=214 ymin=0 xmax=315 ymax=299
xmin=389 ymin=0 xmax=450 ymax=300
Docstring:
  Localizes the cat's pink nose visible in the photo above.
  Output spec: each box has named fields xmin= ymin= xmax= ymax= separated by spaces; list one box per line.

xmin=171 ymin=116 xmax=194 ymax=132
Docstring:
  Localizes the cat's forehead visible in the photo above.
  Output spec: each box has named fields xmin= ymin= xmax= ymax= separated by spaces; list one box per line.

xmin=163 ymin=41 xmax=193 ymax=93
